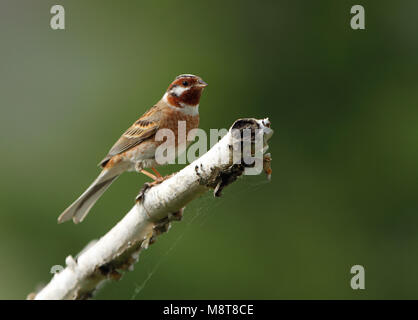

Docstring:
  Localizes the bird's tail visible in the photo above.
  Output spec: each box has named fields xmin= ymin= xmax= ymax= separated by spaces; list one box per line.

xmin=58 ymin=170 xmax=119 ymax=224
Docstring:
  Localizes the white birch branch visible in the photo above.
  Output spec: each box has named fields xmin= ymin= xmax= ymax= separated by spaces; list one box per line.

xmin=31 ymin=118 xmax=273 ymax=300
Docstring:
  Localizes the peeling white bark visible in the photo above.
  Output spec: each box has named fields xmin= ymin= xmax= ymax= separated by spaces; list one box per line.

xmin=32 ymin=118 xmax=273 ymax=300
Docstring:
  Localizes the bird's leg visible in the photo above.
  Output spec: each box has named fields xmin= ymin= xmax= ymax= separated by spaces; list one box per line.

xmin=152 ymin=167 xmax=175 ymax=186
xmin=135 ymin=162 xmax=158 ymax=181
xmin=146 ymin=170 xmax=172 ymax=187
xmin=151 ymin=167 xmax=163 ymax=179
xmin=140 ymin=169 xmax=158 ymax=181
xmin=135 ymin=163 xmax=175 ymax=203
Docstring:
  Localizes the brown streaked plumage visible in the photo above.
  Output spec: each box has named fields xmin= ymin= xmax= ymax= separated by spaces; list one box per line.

xmin=99 ymin=106 xmax=161 ymax=168
xmin=58 ymin=74 xmax=207 ymax=224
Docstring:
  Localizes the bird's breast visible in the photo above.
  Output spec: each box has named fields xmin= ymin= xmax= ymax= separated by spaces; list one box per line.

xmin=161 ymin=109 xmax=200 ymax=140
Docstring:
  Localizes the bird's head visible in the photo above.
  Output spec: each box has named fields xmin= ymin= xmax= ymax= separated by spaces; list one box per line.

xmin=164 ymin=74 xmax=207 ymax=108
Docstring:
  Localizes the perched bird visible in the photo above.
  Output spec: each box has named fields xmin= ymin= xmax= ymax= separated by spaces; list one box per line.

xmin=58 ymin=74 xmax=207 ymax=224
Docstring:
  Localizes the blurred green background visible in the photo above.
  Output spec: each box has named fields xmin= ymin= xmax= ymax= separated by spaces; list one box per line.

xmin=1 ymin=0 xmax=418 ymax=299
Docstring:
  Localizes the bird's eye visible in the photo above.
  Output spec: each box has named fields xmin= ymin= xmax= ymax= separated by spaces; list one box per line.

xmin=182 ymin=81 xmax=189 ymax=86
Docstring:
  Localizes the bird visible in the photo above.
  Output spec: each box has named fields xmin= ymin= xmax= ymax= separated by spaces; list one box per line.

xmin=58 ymin=74 xmax=208 ymax=224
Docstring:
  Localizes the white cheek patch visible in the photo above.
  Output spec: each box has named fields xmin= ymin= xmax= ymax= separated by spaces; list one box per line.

xmin=162 ymin=89 xmax=199 ymax=116
xmin=171 ymin=85 xmax=188 ymax=97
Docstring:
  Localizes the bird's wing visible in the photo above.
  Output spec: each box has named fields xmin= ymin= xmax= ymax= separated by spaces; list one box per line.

xmin=99 ymin=106 xmax=161 ymax=167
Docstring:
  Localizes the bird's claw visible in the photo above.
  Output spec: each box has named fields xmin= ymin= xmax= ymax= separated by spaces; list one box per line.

xmin=135 ymin=174 xmax=174 ymax=203
xmin=135 ymin=182 xmax=151 ymax=203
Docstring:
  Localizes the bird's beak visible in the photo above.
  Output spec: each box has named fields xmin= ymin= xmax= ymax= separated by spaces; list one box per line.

xmin=197 ymin=79 xmax=208 ymax=88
